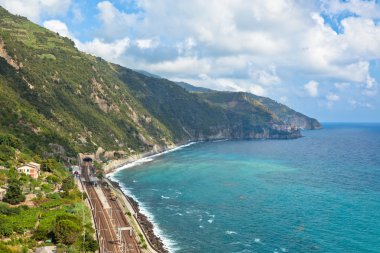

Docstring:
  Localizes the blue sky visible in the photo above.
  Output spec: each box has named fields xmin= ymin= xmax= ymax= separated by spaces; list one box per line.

xmin=1 ymin=0 xmax=380 ymax=122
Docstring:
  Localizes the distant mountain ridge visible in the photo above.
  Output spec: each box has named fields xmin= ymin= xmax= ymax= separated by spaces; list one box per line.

xmin=174 ymin=78 xmax=321 ymax=130
xmin=0 ymin=6 xmax=320 ymax=158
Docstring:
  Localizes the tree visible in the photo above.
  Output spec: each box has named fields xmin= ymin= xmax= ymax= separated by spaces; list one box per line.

xmin=82 ymin=234 xmax=99 ymax=252
xmin=53 ymin=219 xmax=81 ymax=245
xmin=41 ymin=159 xmax=61 ymax=172
xmin=3 ymin=179 xmax=25 ymax=205
xmin=0 ymin=134 xmax=22 ymax=149
xmin=61 ymin=176 xmax=74 ymax=192
xmin=0 ymin=145 xmax=15 ymax=162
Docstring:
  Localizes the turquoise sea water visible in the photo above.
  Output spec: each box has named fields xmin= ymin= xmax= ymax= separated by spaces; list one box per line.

xmin=111 ymin=123 xmax=380 ymax=253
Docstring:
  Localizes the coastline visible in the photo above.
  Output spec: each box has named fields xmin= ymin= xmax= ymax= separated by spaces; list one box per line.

xmin=105 ymin=142 xmax=196 ymax=253
xmin=102 ymin=135 xmax=300 ymax=252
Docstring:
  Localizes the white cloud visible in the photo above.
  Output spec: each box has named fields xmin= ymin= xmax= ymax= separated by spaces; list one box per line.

xmin=322 ymin=0 xmax=380 ymax=19
xmin=334 ymin=82 xmax=350 ymax=90
xmin=72 ymin=5 xmax=84 ymax=23
xmin=77 ymin=38 xmax=131 ymax=63
xmin=249 ymin=65 xmax=280 ymax=86
xmin=279 ymin=96 xmax=288 ymax=103
xmin=326 ymin=93 xmax=340 ymax=101
xmin=362 ymin=74 xmax=378 ymax=97
xmin=43 ymin=20 xmax=71 ymax=38
xmin=147 ymin=57 xmax=211 ymax=76
xmin=96 ymin=1 xmax=138 ymax=40
xmin=42 ymin=19 xmax=131 ymax=64
xmin=304 ymin=81 xmax=319 ymax=97
xmin=81 ymin=1 xmax=380 ymax=94
xmin=136 ymin=39 xmax=157 ymax=49
xmin=249 ymin=85 xmax=266 ymax=96
xmin=0 ymin=0 xmax=71 ymax=22
xmin=349 ymin=99 xmax=373 ymax=108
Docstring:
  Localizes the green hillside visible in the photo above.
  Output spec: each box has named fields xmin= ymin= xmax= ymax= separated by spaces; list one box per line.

xmin=0 ymin=6 xmax=319 ymax=159
xmin=176 ymin=81 xmax=322 ymax=130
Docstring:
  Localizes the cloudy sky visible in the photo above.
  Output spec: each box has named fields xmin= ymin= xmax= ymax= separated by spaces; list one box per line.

xmin=2 ymin=0 xmax=380 ymax=122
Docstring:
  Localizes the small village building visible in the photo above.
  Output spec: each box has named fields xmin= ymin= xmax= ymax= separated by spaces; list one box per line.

xmin=17 ymin=162 xmax=41 ymax=179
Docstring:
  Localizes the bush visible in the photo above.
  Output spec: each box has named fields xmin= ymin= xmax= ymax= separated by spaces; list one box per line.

xmin=0 ymin=203 xmax=21 ymax=215
xmin=0 ymin=134 xmax=22 ymax=149
xmin=61 ymin=176 xmax=74 ymax=192
xmin=46 ymin=192 xmax=61 ymax=199
xmin=55 ymin=213 xmax=79 ymax=224
xmin=32 ymin=228 xmax=52 ymax=241
xmin=46 ymin=175 xmax=60 ymax=184
xmin=0 ymin=145 xmax=15 ymax=162
xmin=82 ymin=234 xmax=99 ymax=252
xmin=3 ymin=179 xmax=25 ymax=205
xmin=53 ymin=219 xmax=81 ymax=245
xmin=41 ymin=159 xmax=62 ymax=173
xmin=0 ymin=217 xmax=13 ymax=236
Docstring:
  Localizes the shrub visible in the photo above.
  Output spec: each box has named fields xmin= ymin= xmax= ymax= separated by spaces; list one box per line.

xmin=82 ymin=234 xmax=99 ymax=252
xmin=46 ymin=192 xmax=61 ymax=199
xmin=0 ymin=203 xmax=21 ymax=215
xmin=0 ymin=134 xmax=22 ymax=149
xmin=3 ymin=179 xmax=25 ymax=205
xmin=55 ymin=213 xmax=79 ymax=224
xmin=0 ymin=217 xmax=13 ymax=236
xmin=41 ymin=159 xmax=62 ymax=173
xmin=61 ymin=176 xmax=74 ymax=192
xmin=0 ymin=145 xmax=15 ymax=162
xmin=53 ymin=219 xmax=81 ymax=245
xmin=46 ymin=175 xmax=60 ymax=184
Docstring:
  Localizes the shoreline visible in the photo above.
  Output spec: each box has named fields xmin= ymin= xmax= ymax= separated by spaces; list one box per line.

xmin=102 ymin=136 xmax=300 ymax=252
xmin=105 ymin=142 xmax=196 ymax=253
xmin=107 ymin=178 xmax=169 ymax=253
xmin=104 ymin=141 xmax=196 ymax=175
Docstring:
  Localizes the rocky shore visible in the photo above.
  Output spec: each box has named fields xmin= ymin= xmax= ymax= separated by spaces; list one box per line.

xmin=128 ymin=196 xmax=169 ymax=253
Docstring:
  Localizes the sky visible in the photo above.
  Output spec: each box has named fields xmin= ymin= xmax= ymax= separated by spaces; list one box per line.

xmin=1 ymin=0 xmax=380 ymax=122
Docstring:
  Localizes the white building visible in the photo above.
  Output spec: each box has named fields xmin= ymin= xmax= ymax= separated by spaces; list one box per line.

xmin=17 ymin=162 xmax=41 ymax=179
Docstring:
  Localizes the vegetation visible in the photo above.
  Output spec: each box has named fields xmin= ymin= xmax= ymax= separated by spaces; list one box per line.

xmin=3 ymin=179 xmax=25 ymax=205
xmin=0 ymin=162 xmax=96 ymax=252
xmin=53 ymin=217 xmax=81 ymax=245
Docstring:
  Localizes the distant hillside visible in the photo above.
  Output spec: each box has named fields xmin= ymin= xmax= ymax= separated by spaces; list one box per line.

xmin=245 ymin=93 xmax=321 ymax=130
xmin=0 ymin=6 xmax=319 ymax=158
xmin=176 ymin=81 xmax=213 ymax=92
xmin=177 ymin=81 xmax=321 ymax=130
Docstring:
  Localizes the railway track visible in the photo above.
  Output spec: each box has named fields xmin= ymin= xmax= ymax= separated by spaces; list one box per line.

xmin=83 ymin=165 xmax=140 ymax=253
xmin=102 ymin=187 xmax=140 ymax=253
xmin=83 ymin=166 xmax=120 ymax=253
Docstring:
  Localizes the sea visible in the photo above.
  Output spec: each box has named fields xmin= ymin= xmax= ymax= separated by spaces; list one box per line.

xmin=109 ymin=123 xmax=380 ymax=253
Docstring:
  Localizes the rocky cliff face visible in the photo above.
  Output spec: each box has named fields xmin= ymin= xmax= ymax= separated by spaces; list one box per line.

xmin=280 ymin=115 xmax=322 ymax=130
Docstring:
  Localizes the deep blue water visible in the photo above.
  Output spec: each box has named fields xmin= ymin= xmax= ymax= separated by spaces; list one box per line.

xmin=111 ymin=123 xmax=380 ymax=253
